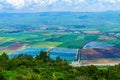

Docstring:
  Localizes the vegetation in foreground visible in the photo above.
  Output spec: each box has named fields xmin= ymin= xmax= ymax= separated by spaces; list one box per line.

xmin=0 ymin=52 xmax=120 ymax=80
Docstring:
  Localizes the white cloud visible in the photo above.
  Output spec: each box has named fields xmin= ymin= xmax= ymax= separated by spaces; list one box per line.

xmin=6 ymin=0 xmax=25 ymax=9
xmin=63 ymin=0 xmax=72 ymax=3
xmin=47 ymin=0 xmax=57 ymax=5
xmin=78 ymin=0 xmax=86 ymax=3
xmin=0 ymin=4 xmax=3 ymax=10
xmin=62 ymin=0 xmax=85 ymax=4
xmin=0 ymin=0 xmax=120 ymax=12
xmin=99 ymin=0 xmax=120 ymax=3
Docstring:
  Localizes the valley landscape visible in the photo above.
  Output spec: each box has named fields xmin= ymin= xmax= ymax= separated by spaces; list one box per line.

xmin=1 ymin=0 xmax=120 ymax=79
xmin=0 ymin=12 xmax=120 ymax=65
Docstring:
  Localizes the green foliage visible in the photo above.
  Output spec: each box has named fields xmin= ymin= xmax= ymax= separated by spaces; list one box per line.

xmin=0 ymin=71 xmax=6 ymax=80
xmin=0 ymin=52 xmax=120 ymax=80
xmin=35 ymin=51 xmax=50 ymax=62
xmin=0 ymin=52 xmax=8 ymax=68
xmin=56 ymin=56 xmax=62 ymax=62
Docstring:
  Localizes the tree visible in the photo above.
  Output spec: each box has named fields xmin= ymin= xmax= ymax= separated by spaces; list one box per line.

xmin=35 ymin=51 xmax=50 ymax=62
xmin=17 ymin=54 xmax=33 ymax=60
xmin=0 ymin=52 xmax=9 ymax=68
xmin=0 ymin=52 xmax=9 ymax=61
xmin=0 ymin=71 xmax=5 ymax=80
xmin=56 ymin=56 xmax=62 ymax=62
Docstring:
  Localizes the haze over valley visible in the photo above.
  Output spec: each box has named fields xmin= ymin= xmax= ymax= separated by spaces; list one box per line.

xmin=0 ymin=12 xmax=120 ymax=65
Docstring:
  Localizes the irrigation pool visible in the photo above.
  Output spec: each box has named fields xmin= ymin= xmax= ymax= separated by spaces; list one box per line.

xmin=9 ymin=47 xmax=77 ymax=61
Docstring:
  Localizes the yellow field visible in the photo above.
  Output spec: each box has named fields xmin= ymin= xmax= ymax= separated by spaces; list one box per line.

xmin=31 ymin=42 xmax=62 ymax=48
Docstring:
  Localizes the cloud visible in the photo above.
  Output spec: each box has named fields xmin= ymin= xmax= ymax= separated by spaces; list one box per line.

xmin=0 ymin=4 xmax=3 ymax=10
xmin=99 ymin=0 xmax=120 ymax=3
xmin=6 ymin=0 xmax=25 ymax=9
xmin=0 ymin=0 xmax=120 ymax=12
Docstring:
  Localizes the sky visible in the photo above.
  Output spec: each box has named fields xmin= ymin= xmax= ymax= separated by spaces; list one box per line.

xmin=0 ymin=0 xmax=120 ymax=12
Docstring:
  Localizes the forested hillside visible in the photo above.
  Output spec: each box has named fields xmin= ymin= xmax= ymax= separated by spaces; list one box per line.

xmin=0 ymin=52 xmax=120 ymax=80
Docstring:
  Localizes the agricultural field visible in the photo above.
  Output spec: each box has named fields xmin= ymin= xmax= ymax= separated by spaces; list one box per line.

xmin=0 ymin=12 xmax=120 ymax=64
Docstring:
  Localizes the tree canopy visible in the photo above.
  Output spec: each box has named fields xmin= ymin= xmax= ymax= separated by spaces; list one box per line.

xmin=0 ymin=52 xmax=120 ymax=80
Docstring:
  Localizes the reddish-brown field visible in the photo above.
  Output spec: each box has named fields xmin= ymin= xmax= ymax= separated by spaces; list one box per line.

xmin=83 ymin=30 xmax=100 ymax=34
xmin=81 ymin=47 xmax=120 ymax=59
xmin=82 ymin=59 xmax=120 ymax=65
xmin=81 ymin=47 xmax=120 ymax=65
xmin=0 ymin=42 xmax=24 ymax=50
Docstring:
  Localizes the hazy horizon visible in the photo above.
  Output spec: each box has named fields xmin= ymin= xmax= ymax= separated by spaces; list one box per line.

xmin=0 ymin=10 xmax=120 ymax=13
xmin=0 ymin=0 xmax=120 ymax=12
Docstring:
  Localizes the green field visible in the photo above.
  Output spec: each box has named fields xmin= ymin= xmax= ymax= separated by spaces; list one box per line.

xmin=0 ymin=12 xmax=120 ymax=54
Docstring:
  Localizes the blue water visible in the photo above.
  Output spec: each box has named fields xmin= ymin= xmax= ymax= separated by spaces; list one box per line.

xmin=9 ymin=47 xmax=48 ymax=58
xmin=48 ymin=48 xmax=77 ymax=60
xmin=9 ymin=47 xmax=77 ymax=61
xmin=84 ymin=42 xmax=114 ymax=49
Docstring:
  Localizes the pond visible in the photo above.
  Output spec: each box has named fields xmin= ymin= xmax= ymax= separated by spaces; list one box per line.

xmin=9 ymin=47 xmax=48 ymax=58
xmin=83 ymin=42 xmax=114 ymax=49
xmin=48 ymin=48 xmax=77 ymax=61
xmin=9 ymin=47 xmax=77 ymax=61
